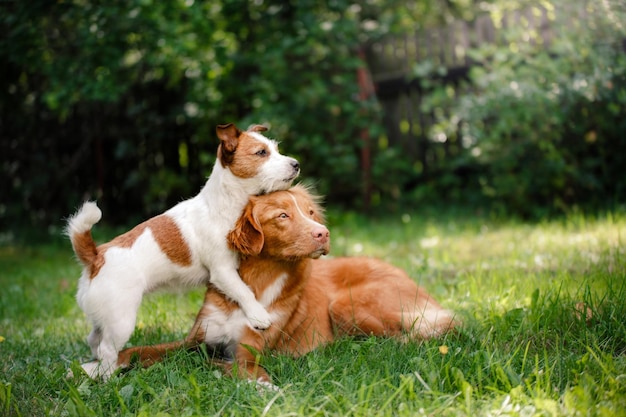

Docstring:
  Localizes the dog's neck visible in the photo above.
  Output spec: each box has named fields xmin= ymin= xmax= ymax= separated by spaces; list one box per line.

xmin=199 ymin=161 xmax=259 ymax=218
xmin=239 ymin=256 xmax=313 ymax=300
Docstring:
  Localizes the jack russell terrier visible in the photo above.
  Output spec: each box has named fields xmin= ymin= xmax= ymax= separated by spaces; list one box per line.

xmin=66 ymin=123 xmax=299 ymax=379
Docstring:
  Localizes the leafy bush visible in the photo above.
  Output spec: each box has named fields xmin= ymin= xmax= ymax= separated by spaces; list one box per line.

xmin=2 ymin=1 xmax=625 ymax=229
xmin=217 ymin=1 xmax=379 ymax=206
xmin=1 ymin=0 xmax=235 ymax=226
xmin=426 ymin=3 xmax=626 ymax=217
xmin=1 ymin=0 xmax=394 ymax=228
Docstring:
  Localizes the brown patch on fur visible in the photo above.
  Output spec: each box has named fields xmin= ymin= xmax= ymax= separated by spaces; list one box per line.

xmin=151 ymin=216 xmax=193 ymax=267
xmin=72 ymin=230 xmax=99 ymax=274
xmin=216 ymin=123 xmax=241 ymax=167
xmin=227 ymin=131 xmax=271 ymax=179
xmin=90 ymin=215 xmax=192 ymax=279
xmin=227 ymin=201 xmax=264 ymax=256
xmin=215 ymin=123 xmax=273 ymax=179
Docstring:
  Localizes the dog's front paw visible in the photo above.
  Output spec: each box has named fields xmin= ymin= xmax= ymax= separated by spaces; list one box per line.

xmin=81 ymin=360 xmax=103 ymax=379
xmin=80 ymin=360 xmax=115 ymax=381
xmin=247 ymin=307 xmax=272 ymax=330
xmin=255 ymin=378 xmax=280 ymax=392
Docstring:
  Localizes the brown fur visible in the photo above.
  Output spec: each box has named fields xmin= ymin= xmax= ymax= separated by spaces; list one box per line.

xmin=118 ymin=186 xmax=457 ymax=384
xmin=217 ymin=123 xmax=271 ymax=177
xmin=70 ymin=230 xmax=100 ymax=278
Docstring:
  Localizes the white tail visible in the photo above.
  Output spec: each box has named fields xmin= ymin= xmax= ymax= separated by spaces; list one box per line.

xmin=66 ymin=201 xmax=102 ymax=237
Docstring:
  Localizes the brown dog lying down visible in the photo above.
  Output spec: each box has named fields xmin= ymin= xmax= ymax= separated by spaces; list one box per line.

xmin=117 ymin=185 xmax=458 ymax=386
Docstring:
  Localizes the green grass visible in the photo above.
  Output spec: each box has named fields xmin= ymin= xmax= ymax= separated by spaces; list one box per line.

xmin=1 ymin=208 xmax=625 ymax=416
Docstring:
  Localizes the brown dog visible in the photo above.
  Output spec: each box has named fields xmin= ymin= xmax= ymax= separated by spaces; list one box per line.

xmin=117 ymin=185 xmax=457 ymax=387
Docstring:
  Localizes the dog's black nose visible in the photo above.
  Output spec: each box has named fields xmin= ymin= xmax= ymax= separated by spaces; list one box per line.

xmin=290 ymin=159 xmax=300 ymax=171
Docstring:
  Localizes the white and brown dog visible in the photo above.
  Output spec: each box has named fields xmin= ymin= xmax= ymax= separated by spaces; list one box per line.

xmin=117 ymin=186 xmax=458 ymax=388
xmin=66 ymin=123 xmax=299 ymax=379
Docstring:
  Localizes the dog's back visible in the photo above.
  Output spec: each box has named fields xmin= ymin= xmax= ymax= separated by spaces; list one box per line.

xmin=309 ymin=257 xmax=458 ymax=339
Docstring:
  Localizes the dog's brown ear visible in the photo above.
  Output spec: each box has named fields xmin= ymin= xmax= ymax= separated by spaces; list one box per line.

xmin=216 ymin=123 xmax=241 ymax=166
xmin=247 ymin=124 xmax=268 ymax=133
xmin=227 ymin=200 xmax=264 ymax=256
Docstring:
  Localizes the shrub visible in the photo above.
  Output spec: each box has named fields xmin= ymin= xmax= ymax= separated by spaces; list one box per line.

xmin=436 ymin=3 xmax=626 ymax=216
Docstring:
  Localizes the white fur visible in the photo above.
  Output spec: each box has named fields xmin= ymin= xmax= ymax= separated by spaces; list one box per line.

xmin=67 ymin=202 xmax=101 ymax=235
xmin=287 ymin=193 xmax=324 ymax=228
xmin=199 ymin=306 xmax=250 ymax=350
xmin=67 ymin=129 xmax=298 ymax=379
xmin=258 ymin=273 xmax=288 ymax=307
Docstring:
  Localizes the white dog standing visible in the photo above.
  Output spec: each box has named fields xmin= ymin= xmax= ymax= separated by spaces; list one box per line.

xmin=66 ymin=123 xmax=299 ymax=379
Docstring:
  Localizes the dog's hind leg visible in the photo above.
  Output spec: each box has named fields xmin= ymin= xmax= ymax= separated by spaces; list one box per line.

xmin=86 ymin=326 xmax=102 ymax=358
xmin=83 ymin=322 xmax=136 ymax=379
xmin=82 ymin=290 xmax=142 ymax=379
xmin=329 ymin=298 xmax=399 ymax=337
xmin=82 ymin=322 xmax=136 ymax=379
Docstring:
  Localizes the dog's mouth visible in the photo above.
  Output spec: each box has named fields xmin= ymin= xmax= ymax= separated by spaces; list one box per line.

xmin=309 ymin=246 xmax=329 ymax=259
xmin=283 ymin=169 xmax=300 ymax=182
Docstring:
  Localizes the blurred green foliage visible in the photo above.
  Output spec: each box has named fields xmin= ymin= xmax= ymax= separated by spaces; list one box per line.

xmin=418 ymin=2 xmax=626 ymax=217
xmin=1 ymin=0 xmax=625 ymax=232
xmin=2 ymin=0 xmax=413 ymax=229
xmin=467 ymin=6 xmax=626 ymax=217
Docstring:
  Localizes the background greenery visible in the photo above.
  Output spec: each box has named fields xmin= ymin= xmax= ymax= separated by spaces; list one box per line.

xmin=2 ymin=0 xmax=625 ymax=234
xmin=422 ymin=3 xmax=626 ymax=217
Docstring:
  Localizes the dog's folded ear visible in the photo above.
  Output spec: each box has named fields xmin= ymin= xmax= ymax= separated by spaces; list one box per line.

xmin=227 ymin=199 xmax=264 ymax=256
xmin=247 ymin=124 xmax=268 ymax=133
xmin=216 ymin=123 xmax=242 ymax=166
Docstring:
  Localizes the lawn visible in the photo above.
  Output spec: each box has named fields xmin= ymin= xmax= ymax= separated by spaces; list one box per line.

xmin=1 ymin=207 xmax=625 ymax=416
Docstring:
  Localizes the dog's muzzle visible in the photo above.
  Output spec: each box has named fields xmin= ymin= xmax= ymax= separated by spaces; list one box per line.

xmin=285 ymin=158 xmax=300 ymax=181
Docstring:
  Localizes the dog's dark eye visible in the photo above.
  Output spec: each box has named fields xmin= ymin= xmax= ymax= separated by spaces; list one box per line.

xmin=309 ymin=210 xmax=315 ymax=216
xmin=255 ymin=149 xmax=267 ymax=156
xmin=278 ymin=213 xmax=289 ymax=219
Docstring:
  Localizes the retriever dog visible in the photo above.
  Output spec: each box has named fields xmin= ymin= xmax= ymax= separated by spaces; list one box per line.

xmin=66 ymin=123 xmax=299 ymax=379
xmin=116 ymin=185 xmax=458 ymax=387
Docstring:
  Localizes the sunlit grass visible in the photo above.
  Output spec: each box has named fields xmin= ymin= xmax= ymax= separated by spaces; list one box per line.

xmin=1 ymin=208 xmax=625 ymax=416
xmin=330 ymin=209 xmax=623 ymax=301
